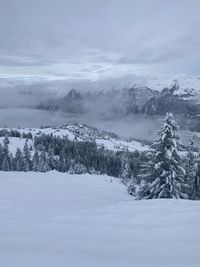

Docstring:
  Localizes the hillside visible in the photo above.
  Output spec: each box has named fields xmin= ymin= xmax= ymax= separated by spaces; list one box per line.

xmin=0 ymin=171 xmax=199 ymax=267
xmin=0 ymin=123 xmax=148 ymax=153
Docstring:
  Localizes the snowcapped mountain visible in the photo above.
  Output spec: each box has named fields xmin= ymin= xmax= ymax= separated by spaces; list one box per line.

xmin=1 ymin=74 xmax=200 ymax=132
xmin=38 ymin=78 xmax=200 ymax=125
xmin=38 ymin=85 xmax=158 ymax=116
xmin=141 ymin=80 xmax=200 ymax=117
xmin=1 ymin=74 xmax=200 ymax=112
xmin=142 ymin=75 xmax=200 ymax=95
xmin=0 ymin=123 xmax=148 ymax=154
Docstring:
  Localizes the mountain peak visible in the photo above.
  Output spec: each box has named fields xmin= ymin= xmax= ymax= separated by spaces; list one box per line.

xmin=170 ymin=79 xmax=179 ymax=92
xmin=66 ymin=89 xmax=82 ymax=100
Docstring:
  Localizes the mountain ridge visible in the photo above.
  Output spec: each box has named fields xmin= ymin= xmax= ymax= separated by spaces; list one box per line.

xmin=37 ymin=79 xmax=200 ymax=120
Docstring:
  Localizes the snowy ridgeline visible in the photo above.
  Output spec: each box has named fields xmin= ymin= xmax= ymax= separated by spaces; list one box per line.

xmin=0 ymin=123 xmax=148 ymax=153
xmin=0 ymin=123 xmax=149 ymax=180
xmin=0 ymin=171 xmax=200 ymax=267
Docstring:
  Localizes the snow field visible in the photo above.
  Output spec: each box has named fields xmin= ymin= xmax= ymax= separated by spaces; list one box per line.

xmin=0 ymin=171 xmax=200 ymax=267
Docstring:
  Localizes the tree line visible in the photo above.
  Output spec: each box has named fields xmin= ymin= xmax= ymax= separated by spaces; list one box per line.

xmin=0 ymin=132 xmax=146 ymax=178
xmin=0 ymin=114 xmax=199 ymax=201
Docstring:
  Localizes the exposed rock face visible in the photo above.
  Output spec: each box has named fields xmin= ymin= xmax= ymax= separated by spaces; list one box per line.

xmin=37 ymin=81 xmax=200 ymax=119
xmin=59 ymin=89 xmax=84 ymax=113
xmin=141 ymin=82 xmax=200 ymax=117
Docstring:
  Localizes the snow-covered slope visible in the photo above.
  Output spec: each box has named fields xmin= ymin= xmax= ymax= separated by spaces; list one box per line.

xmin=138 ymin=74 xmax=200 ymax=95
xmin=0 ymin=171 xmax=199 ymax=267
xmin=0 ymin=123 xmax=148 ymax=153
xmin=0 ymin=137 xmax=33 ymax=155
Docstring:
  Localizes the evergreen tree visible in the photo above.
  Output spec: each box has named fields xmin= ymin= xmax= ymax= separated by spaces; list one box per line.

xmin=128 ymin=150 xmax=152 ymax=197
xmin=120 ymin=151 xmax=131 ymax=185
xmin=68 ymin=165 xmax=75 ymax=174
xmin=73 ymin=162 xmax=87 ymax=174
xmin=23 ymin=140 xmax=32 ymax=171
xmin=58 ymin=149 xmax=65 ymax=172
xmin=32 ymin=150 xmax=39 ymax=172
xmin=185 ymin=136 xmax=196 ymax=197
xmin=38 ymin=150 xmax=50 ymax=172
xmin=68 ymin=160 xmax=75 ymax=174
xmin=47 ymin=147 xmax=55 ymax=170
xmin=9 ymin=153 xmax=15 ymax=171
xmin=2 ymin=138 xmax=10 ymax=171
xmin=4 ymin=135 xmax=9 ymax=145
xmin=0 ymin=143 xmax=3 ymax=170
xmin=2 ymin=157 xmax=10 ymax=171
xmin=15 ymin=148 xmax=25 ymax=171
xmin=137 ymin=113 xmax=187 ymax=199
xmin=127 ymin=176 xmax=138 ymax=196
xmin=191 ymin=153 xmax=200 ymax=200
xmin=3 ymin=137 xmax=9 ymax=156
xmin=89 ymin=167 xmax=98 ymax=175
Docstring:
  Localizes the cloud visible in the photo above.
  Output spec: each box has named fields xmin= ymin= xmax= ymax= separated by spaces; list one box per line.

xmin=0 ymin=0 xmax=199 ymax=78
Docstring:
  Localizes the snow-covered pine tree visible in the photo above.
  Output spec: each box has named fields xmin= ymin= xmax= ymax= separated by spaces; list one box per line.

xmin=2 ymin=157 xmax=10 ymax=171
xmin=137 ymin=113 xmax=187 ymax=199
xmin=10 ymin=153 xmax=16 ymax=171
xmin=2 ymin=138 xmax=10 ymax=171
xmin=38 ymin=150 xmax=50 ymax=172
xmin=32 ymin=150 xmax=39 ymax=172
xmin=0 ymin=143 xmax=3 ymax=170
xmin=15 ymin=148 xmax=24 ymax=171
xmin=120 ymin=150 xmax=131 ymax=185
xmin=89 ymin=167 xmax=98 ymax=175
xmin=185 ymin=136 xmax=196 ymax=198
xmin=191 ymin=153 xmax=200 ymax=200
xmin=127 ymin=150 xmax=151 ymax=197
xmin=47 ymin=147 xmax=55 ymax=170
xmin=68 ymin=160 xmax=75 ymax=174
xmin=127 ymin=176 xmax=138 ymax=196
xmin=68 ymin=165 xmax=75 ymax=174
xmin=23 ymin=140 xmax=32 ymax=171
xmin=4 ymin=135 xmax=9 ymax=145
xmin=73 ymin=162 xmax=87 ymax=174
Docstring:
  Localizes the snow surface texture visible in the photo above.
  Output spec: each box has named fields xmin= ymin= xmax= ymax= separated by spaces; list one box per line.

xmin=0 ymin=171 xmax=200 ymax=267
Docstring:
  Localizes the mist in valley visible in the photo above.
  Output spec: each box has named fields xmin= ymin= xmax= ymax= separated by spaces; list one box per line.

xmin=0 ymin=106 xmax=194 ymax=146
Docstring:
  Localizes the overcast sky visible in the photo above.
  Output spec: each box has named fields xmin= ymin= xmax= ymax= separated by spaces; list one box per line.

xmin=0 ymin=0 xmax=200 ymax=80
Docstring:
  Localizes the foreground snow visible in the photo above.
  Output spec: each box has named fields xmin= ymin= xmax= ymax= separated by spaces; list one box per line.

xmin=0 ymin=172 xmax=200 ymax=267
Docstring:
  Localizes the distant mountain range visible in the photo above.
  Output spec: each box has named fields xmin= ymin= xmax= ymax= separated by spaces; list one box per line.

xmin=0 ymin=75 xmax=200 ymax=132
xmin=37 ymin=80 xmax=200 ymax=122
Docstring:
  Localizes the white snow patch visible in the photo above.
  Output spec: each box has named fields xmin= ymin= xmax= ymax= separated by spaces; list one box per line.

xmin=0 ymin=171 xmax=199 ymax=267
xmin=0 ymin=137 xmax=33 ymax=155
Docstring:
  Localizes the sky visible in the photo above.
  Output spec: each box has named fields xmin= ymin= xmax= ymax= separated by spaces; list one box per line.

xmin=0 ymin=0 xmax=200 ymax=81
